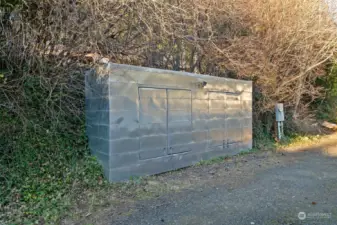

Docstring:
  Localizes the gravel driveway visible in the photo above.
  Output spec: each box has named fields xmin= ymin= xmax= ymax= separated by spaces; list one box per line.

xmin=109 ymin=134 xmax=337 ymax=225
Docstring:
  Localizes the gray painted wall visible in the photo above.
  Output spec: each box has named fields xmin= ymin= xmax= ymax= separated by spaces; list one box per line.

xmin=85 ymin=63 xmax=253 ymax=181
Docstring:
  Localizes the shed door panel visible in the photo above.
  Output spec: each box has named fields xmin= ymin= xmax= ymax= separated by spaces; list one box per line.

xmin=139 ymin=88 xmax=167 ymax=159
xmin=167 ymin=89 xmax=192 ymax=154
xmin=225 ymin=94 xmax=242 ymax=144
xmin=208 ymin=92 xmax=226 ymax=150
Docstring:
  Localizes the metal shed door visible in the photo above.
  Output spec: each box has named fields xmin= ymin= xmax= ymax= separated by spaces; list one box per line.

xmin=208 ymin=92 xmax=227 ymax=150
xmin=138 ymin=88 xmax=193 ymax=158
xmin=139 ymin=88 xmax=168 ymax=160
xmin=225 ymin=94 xmax=243 ymax=146
xmin=167 ymin=89 xmax=192 ymax=154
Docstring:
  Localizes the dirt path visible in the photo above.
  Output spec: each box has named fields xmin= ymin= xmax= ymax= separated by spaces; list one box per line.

xmin=74 ymin=134 xmax=337 ymax=225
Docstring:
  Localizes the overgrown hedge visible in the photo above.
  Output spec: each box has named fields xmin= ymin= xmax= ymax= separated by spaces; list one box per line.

xmin=316 ymin=60 xmax=337 ymax=123
xmin=0 ymin=75 xmax=105 ymax=224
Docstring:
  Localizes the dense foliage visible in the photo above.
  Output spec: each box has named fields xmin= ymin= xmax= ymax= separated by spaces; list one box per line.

xmin=316 ymin=60 xmax=337 ymax=123
xmin=0 ymin=75 xmax=104 ymax=224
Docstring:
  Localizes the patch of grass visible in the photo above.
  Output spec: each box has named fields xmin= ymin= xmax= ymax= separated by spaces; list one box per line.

xmin=195 ymin=147 xmax=262 ymax=167
xmin=253 ymin=118 xmax=277 ymax=151
xmin=195 ymin=156 xmax=230 ymax=166
xmin=315 ymin=60 xmax=337 ymax=124
xmin=276 ymin=133 xmax=322 ymax=148
xmin=129 ymin=176 xmax=148 ymax=185
xmin=238 ymin=148 xmax=260 ymax=156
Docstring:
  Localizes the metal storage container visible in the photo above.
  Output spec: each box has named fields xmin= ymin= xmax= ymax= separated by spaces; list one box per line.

xmin=85 ymin=63 xmax=253 ymax=181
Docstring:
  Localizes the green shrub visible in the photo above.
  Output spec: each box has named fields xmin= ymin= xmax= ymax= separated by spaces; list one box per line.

xmin=315 ymin=60 xmax=337 ymax=123
xmin=0 ymin=0 xmax=23 ymax=8
xmin=0 ymin=76 xmax=104 ymax=224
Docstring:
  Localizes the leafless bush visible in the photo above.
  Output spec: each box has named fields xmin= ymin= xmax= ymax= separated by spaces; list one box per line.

xmin=0 ymin=0 xmax=336 ymax=127
xmin=230 ymin=0 xmax=337 ymax=118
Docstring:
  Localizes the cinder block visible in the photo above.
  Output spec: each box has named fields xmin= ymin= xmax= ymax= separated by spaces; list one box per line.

xmin=190 ymin=142 xmax=208 ymax=153
xmin=168 ymin=121 xmax=192 ymax=133
xmin=224 ymin=80 xmax=237 ymax=92
xmin=86 ymin=124 xmax=100 ymax=139
xmin=139 ymin=87 xmax=167 ymax=99
xmin=136 ymin=155 xmax=174 ymax=175
xmin=242 ymin=110 xmax=253 ymax=118
xmin=86 ymin=111 xmax=109 ymax=125
xmin=109 ymin=82 xmax=138 ymax=97
xmin=208 ymin=119 xmax=225 ymax=129
xmin=242 ymin=118 xmax=252 ymax=128
xmin=140 ymin=109 xmax=166 ymax=124
xmin=226 ymin=128 xmax=242 ymax=143
xmin=139 ymin=148 xmax=166 ymax=160
xmin=97 ymin=125 xmax=110 ymax=140
xmin=209 ymin=108 xmax=226 ymax=119
xmin=209 ymin=100 xmax=225 ymax=109
xmin=139 ymin=123 xmax=166 ymax=136
xmin=109 ymin=110 xmax=138 ymax=126
xmin=110 ymin=152 xmax=139 ymax=168
xmin=193 ymin=99 xmax=209 ymax=110
xmin=110 ymin=138 xmax=139 ymax=154
xmin=90 ymin=97 xmax=110 ymax=111
xmin=243 ymin=127 xmax=253 ymax=142
xmin=169 ymin=132 xmax=193 ymax=145
xmin=226 ymin=142 xmax=243 ymax=154
xmin=108 ymin=68 xmax=138 ymax=83
xmin=236 ymin=80 xmax=253 ymax=93
xmin=171 ymin=151 xmax=201 ymax=170
xmin=192 ymin=131 xmax=208 ymax=143
xmin=226 ymin=108 xmax=243 ymax=118
xmin=242 ymin=140 xmax=253 ymax=150
xmin=168 ymin=100 xmax=191 ymax=112
xmin=242 ymin=92 xmax=252 ymax=101
xmin=192 ymin=90 xmax=209 ymax=100
xmin=85 ymin=73 xmax=109 ymax=98
xmin=193 ymin=109 xmax=209 ymax=120
xmin=110 ymin=96 xmax=137 ymax=111
xmin=168 ymin=89 xmax=191 ymax=99
xmin=88 ymin=137 xmax=110 ymax=155
xmin=243 ymin=100 xmax=252 ymax=111
xmin=168 ymin=145 xmax=192 ymax=154
xmin=110 ymin=123 xmax=140 ymax=140
xmin=192 ymin=120 xmax=209 ymax=131
xmin=209 ymin=92 xmax=226 ymax=100
xmin=168 ymin=110 xmax=191 ymax=123
xmin=140 ymin=135 xmax=167 ymax=149
xmin=226 ymin=118 xmax=241 ymax=128
xmin=109 ymin=155 xmax=174 ymax=181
